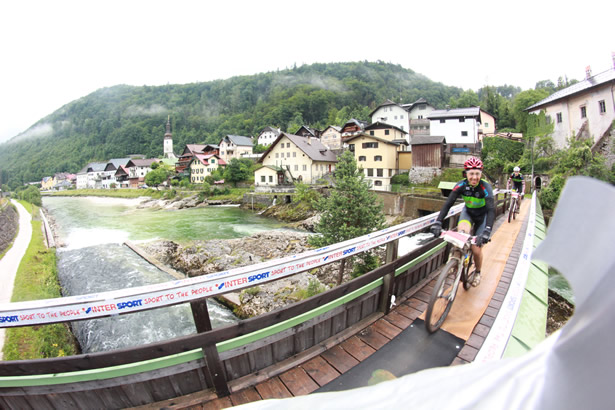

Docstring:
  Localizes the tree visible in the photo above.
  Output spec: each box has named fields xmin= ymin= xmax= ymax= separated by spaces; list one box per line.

xmin=511 ymin=89 xmax=550 ymax=134
xmin=309 ymin=151 xmax=386 ymax=285
xmin=144 ymin=166 xmax=170 ymax=189
xmin=223 ymin=158 xmax=253 ymax=186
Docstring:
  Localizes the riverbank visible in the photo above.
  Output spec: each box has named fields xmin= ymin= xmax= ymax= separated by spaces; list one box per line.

xmin=2 ymin=201 xmax=79 ymax=360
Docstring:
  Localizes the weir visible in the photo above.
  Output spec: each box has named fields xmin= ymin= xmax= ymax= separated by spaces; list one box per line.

xmin=0 ymin=191 xmax=545 ymax=409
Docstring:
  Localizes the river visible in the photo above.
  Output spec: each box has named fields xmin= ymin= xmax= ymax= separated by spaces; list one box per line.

xmin=43 ymin=196 xmax=287 ymax=353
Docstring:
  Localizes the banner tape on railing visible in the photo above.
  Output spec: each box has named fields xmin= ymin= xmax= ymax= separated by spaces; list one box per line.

xmin=0 ymin=200 xmax=470 ymax=327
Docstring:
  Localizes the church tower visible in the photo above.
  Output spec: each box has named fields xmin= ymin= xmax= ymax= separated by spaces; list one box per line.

xmin=163 ymin=116 xmax=177 ymax=160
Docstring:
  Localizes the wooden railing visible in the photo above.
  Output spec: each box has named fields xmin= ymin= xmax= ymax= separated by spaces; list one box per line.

xmin=0 ymin=193 xmax=513 ymax=409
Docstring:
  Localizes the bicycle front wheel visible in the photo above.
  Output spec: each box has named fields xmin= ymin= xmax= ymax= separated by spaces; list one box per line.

xmin=426 ymin=259 xmax=459 ymax=333
xmin=508 ymin=199 xmax=515 ymax=223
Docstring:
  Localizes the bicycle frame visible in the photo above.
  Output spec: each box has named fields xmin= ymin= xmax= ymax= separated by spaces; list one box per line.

xmin=440 ymin=231 xmax=474 ymax=299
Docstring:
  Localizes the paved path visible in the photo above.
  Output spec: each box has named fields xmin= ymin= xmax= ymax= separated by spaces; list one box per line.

xmin=0 ymin=200 xmax=32 ymax=360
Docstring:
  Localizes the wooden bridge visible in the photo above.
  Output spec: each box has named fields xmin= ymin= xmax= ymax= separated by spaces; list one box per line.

xmin=0 ymin=193 xmax=547 ymax=409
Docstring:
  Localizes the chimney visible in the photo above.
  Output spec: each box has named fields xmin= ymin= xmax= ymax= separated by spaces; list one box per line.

xmin=586 ymin=65 xmax=592 ymax=79
xmin=307 ymin=137 xmax=312 ymax=145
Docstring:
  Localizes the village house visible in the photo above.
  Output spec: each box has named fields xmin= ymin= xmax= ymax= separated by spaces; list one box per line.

xmin=41 ymin=176 xmax=54 ymax=190
xmin=256 ymin=126 xmax=282 ymax=147
xmin=340 ymin=118 xmax=368 ymax=139
xmin=320 ymin=125 xmax=342 ymax=150
xmin=255 ymin=132 xmax=337 ymax=190
xmin=478 ymin=109 xmax=496 ymax=137
xmin=101 ymin=158 xmax=131 ymax=189
xmin=52 ymin=172 xmax=75 ymax=190
xmin=176 ymin=144 xmax=219 ymax=174
xmin=428 ymin=107 xmax=482 ymax=166
xmin=294 ymin=125 xmax=321 ymax=139
xmin=410 ymin=136 xmax=446 ymax=168
xmin=526 ymin=65 xmax=615 ymax=149
xmin=114 ymin=165 xmax=130 ymax=188
xmin=189 ymin=154 xmax=226 ymax=184
xmin=364 ymin=122 xmax=409 ymax=143
xmin=219 ymin=135 xmax=253 ymax=163
xmin=126 ymin=159 xmax=159 ymax=188
xmin=345 ymin=133 xmax=408 ymax=191
xmin=80 ymin=162 xmax=107 ymax=189
xmin=370 ymin=98 xmax=436 ymax=141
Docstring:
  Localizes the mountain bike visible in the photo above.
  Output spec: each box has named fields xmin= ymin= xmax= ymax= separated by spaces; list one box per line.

xmin=425 ymin=231 xmax=477 ymax=333
xmin=508 ymin=190 xmax=521 ymax=223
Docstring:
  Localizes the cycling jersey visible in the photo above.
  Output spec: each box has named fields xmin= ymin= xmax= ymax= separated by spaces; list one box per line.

xmin=436 ymin=179 xmax=495 ymax=230
xmin=509 ymin=172 xmax=524 ymax=192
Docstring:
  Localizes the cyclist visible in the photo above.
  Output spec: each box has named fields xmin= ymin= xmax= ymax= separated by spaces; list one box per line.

xmin=507 ymin=166 xmax=525 ymax=198
xmin=430 ymin=157 xmax=495 ymax=287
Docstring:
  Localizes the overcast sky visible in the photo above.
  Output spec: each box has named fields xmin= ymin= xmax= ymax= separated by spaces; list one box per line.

xmin=0 ymin=0 xmax=613 ymax=143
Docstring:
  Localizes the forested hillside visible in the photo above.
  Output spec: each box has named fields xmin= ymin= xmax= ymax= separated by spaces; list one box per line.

xmin=0 ymin=61 xmax=472 ymax=186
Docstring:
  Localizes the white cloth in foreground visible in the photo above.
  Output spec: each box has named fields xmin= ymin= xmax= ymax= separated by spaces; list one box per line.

xmin=235 ymin=177 xmax=615 ymax=410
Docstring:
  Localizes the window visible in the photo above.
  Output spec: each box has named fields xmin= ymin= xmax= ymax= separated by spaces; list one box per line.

xmin=370 ymin=131 xmax=375 ymax=136
xmin=287 ymin=143 xmax=291 ymax=148
xmin=374 ymin=181 xmax=383 ymax=186
xmin=376 ymin=169 xmax=383 ymax=177
xmin=367 ymin=168 xmax=373 ymax=176
xmin=359 ymin=156 xmax=366 ymax=161
xmin=461 ymin=131 xmax=468 ymax=137
xmin=302 ymin=165 xmax=307 ymax=171
xmin=287 ymin=152 xmax=291 ymax=158
xmin=418 ymin=115 xmax=423 ymax=119
xmin=349 ymin=144 xmax=355 ymax=152
xmin=484 ymin=122 xmax=489 ymax=128
xmin=293 ymin=152 xmax=296 ymax=157
xmin=362 ymin=142 xmax=379 ymax=148
xmin=419 ymin=105 xmax=426 ymax=110
xmin=599 ymin=100 xmax=606 ymax=113
xmin=275 ymin=153 xmax=279 ymax=158
xmin=394 ymin=116 xmax=398 ymax=120
xmin=557 ymin=112 xmax=563 ymax=123
xmin=400 ymin=115 xmax=404 ymax=119
xmin=440 ymin=119 xmax=445 ymax=123
xmin=261 ymin=176 xmax=266 ymax=182
xmin=210 ymin=159 xmax=215 ymax=163
xmin=385 ymin=130 xmax=390 ymax=135
xmin=546 ymin=115 xmax=552 ymax=124
xmin=459 ymin=118 xmax=465 ymax=123
xmin=581 ymin=106 xmax=587 ymax=118
xmin=269 ymin=176 xmax=273 ymax=182
xmin=294 ymin=165 xmax=298 ymax=171
xmin=374 ymin=155 xmax=382 ymax=161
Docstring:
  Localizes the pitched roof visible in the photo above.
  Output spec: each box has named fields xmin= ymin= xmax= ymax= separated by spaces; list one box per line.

xmin=191 ymin=153 xmax=227 ymax=166
xmin=344 ymin=133 xmax=408 ymax=146
xmin=258 ymin=132 xmax=337 ymax=163
xmin=427 ymin=107 xmax=481 ymax=119
xmin=87 ymin=162 xmax=107 ymax=172
xmin=258 ymin=126 xmax=281 ymax=136
xmin=526 ymin=68 xmax=615 ymax=111
xmin=341 ymin=118 xmax=368 ymax=130
xmin=364 ymin=121 xmax=408 ymax=135
xmin=411 ymin=135 xmax=446 ymax=145
xmin=223 ymin=135 xmax=253 ymax=146
xmin=128 ymin=159 xmax=159 ymax=167
xmin=369 ymin=99 xmax=403 ymax=117
xmin=322 ymin=125 xmax=342 ymax=133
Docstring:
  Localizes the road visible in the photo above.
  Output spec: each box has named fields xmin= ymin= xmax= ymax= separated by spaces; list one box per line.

xmin=0 ymin=200 xmax=32 ymax=360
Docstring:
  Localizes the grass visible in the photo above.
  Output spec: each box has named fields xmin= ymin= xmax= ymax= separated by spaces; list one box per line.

xmin=46 ymin=188 xmax=161 ymax=199
xmin=0 ymin=200 xmax=18 ymax=259
xmin=3 ymin=202 xmax=79 ymax=360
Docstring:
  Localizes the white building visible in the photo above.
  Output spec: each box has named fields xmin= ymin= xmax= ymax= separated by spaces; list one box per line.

xmin=526 ymin=66 xmax=615 ymax=149
xmin=370 ymin=100 xmax=410 ymax=132
xmin=163 ymin=116 xmax=177 ymax=160
xmin=428 ymin=107 xmax=482 ymax=147
xmin=219 ymin=135 xmax=254 ymax=163
xmin=101 ymin=158 xmax=131 ymax=189
xmin=256 ymin=126 xmax=281 ymax=146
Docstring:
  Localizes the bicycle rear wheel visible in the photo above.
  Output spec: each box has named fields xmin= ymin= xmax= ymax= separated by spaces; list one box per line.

xmin=425 ymin=259 xmax=459 ymax=333
xmin=513 ymin=200 xmax=517 ymax=220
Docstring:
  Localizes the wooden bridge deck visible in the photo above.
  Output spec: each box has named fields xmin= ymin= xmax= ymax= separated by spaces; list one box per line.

xmin=135 ymin=201 xmax=530 ymax=410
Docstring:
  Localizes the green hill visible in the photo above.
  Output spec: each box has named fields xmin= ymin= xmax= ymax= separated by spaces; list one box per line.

xmin=0 ymin=61 xmax=465 ymax=187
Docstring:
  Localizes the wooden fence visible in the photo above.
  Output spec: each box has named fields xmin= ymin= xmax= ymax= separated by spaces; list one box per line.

xmin=0 ymin=194 xmax=513 ymax=409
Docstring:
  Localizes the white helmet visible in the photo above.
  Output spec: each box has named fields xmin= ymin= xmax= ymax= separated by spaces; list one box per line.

xmin=513 ymin=166 xmax=520 ymax=172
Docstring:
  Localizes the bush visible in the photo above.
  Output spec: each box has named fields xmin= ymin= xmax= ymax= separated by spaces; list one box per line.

xmin=391 ymin=173 xmax=409 ymax=186
xmin=294 ymin=182 xmax=320 ymax=204
xmin=539 ymin=175 xmax=565 ymax=210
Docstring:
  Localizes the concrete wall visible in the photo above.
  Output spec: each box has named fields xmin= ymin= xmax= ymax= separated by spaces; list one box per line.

xmin=373 ymin=191 xmax=446 ymax=218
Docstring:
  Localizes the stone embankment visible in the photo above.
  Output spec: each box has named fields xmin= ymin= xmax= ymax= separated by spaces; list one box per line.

xmin=140 ymin=231 xmax=377 ymax=318
xmin=0 ymin=201 xmax=19 ymax=254
xmin=137 ymin=194 xmax=233 ymax=210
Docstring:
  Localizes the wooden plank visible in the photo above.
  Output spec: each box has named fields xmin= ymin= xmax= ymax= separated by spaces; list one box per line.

xmin=384 ymin=311 xmax=413 ymax=329
xmin=271 ymin=335 xmax=295 ymax=364
xmin=129 ymin=387 xmax=217 ymax=410
xmin=300 ymin=356 xmax=341 ymax=386
xmin=202 ymin=396 xmax=232 ymax=410
xmin=394 ymin=304 xmax=421 ymax=320
xmin=372 ymin=318 xmax=402 ymax=340
xmin=339 ymin=336 xmax=376 ymax=362
xmin=254 ymin=377 xmax=293 ymax=400
xmin=226 ymin=313 xmax=381 ymax=393
xmin=278 ymin=368 xmax=319 ymax=396
xmin=320 ymin=345 xmax=359 ymax=374
xmin=356 ymin=325 xmax=390 ymax=350
xmin=228 ymin=387 xmax=261 ymax=406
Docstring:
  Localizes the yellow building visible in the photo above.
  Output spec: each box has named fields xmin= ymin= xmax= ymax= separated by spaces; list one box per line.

xmin=189 ymin=154 xmax=226 ymax=184
xmin=345 ymin=134 xmax=409 ymax=191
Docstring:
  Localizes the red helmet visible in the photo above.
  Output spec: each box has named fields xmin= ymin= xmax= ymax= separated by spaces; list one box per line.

xmin=464 ymin=157 xmax=483 ymax=170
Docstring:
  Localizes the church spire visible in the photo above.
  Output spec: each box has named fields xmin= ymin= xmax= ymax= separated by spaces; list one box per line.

xmin=164 ymin=115 xmax=172 ymax=138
